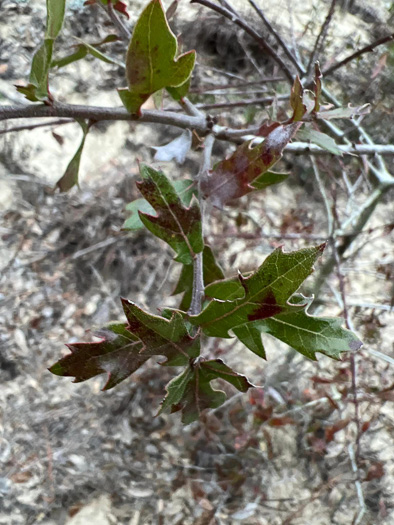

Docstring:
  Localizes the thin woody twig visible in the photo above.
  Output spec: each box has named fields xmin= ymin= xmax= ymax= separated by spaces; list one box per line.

xmin=196 ymin=94 xmax=289 ymax=109
xmin=0 ymin=118 xmax=73 ymax=135
xmin=98 ymin=0 xmax=131 ymax=41
xmin=190 ymin=0 xmax=295 ymax=83
xmin=306 ymin=0 xmax=338 ymax=77
xmin=248 ymin=0 xmax=303 ymax=75
xmin=322 ymin=32 xmax=394 ymax=78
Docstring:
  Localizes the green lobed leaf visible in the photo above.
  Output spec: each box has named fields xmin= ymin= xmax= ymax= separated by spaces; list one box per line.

xmin=55 ymin=120 xmax=90 ymax=192
xmin=290 ymin=76 xmax=307 ymax=122
xmin=122 ymin=298 xmax=200 ymax=366
xmin=49 ymin=323 xmax=147 ymax=390
xmin=189 ymin=244 xmax=325 ymax=338
xmin=119 ymin=0 xmax=195 ymax=114
xmin=159 ymin=358 xmax=254 ymax=424
xmin=173 ymin=245 xmax=225 ymax=311
xmin=123 ymin=179 xmax=196 ymax=232
xmin=297 ymin=127 xmax=343 ymax=156
xmin=233 ymin=296 xmax=362 ymax=361
xmin=136 ymin=165 xmax=203 ymax=264
xmin=201 ymin=122 xmax=301 ymax=207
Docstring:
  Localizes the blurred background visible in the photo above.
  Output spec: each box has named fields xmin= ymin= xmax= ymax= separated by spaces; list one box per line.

xmin=0 ymin=0 xmax=393 ymax=523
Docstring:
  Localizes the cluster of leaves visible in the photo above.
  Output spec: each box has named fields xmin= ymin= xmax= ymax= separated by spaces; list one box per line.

xmin=17 ymin=0 xmax=363 ymax=423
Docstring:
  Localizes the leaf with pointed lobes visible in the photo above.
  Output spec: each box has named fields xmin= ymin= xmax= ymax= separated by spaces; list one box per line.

xmin=118 ymin=0 xmax=195 ymax=114
xmin=122 ymin=299 xmax=200 ymax=366
xmin=189 ymin=244 xmax=325 ymax=338
xmin=290 ymin=76 xmax=307 ymax=122
xmin=173 ymin=245 xmax=225 ymax=311
xmin=201 ymin=122 xmax=301 ymax=207
xmin=233 ymin=295 xmax=362 ymax=361
xmin=136 ymin=165 xmax=203 ymax=264
xmin=49 ymin=323 xmax=148 ymax=390
xmin=55 ymin=120 xmax=90 ymax=192
xmin=159 ymin=358 xmax=254 ymax=424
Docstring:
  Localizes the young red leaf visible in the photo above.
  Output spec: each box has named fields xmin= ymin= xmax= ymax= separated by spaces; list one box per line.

xmin=118 ymin=0 xmax=195 ymax=114
xmin=121 ymin=299 xmax=200 ymax=366
xmin=189 ymin=245 xmax=325 ymax=338
xmin=201 ymin=122 xmax=301 ymax=207
xmin=159 ymin=358 xmax=254 ymax=424
xmin=49 ymin=323 xmax=148 ymax=390
xmin=136 ymin=165 xmax=203 ymax=264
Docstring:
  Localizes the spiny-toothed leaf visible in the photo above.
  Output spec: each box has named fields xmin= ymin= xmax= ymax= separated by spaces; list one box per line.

xmin=55 ymin=120 xmax=90 ymax=192
xmin=49 ymin=323 xmax=148 ymax=390
xmin=317 ymin=104 xmax=370 ymax=120
xmin=159 ymin=358 xmax=254 ymax=424
xmin=122 ymin=299 xmax=200 ymax=366
xmin=201 ymin=122 xmax=301 ymax=207
xmin=123 ymin=179 xmax=196 ymax=232
xmin=297 ymin=127 xmax=342 ymax=156
xmin=189 ymin=244 xmax=325 ymax=338
xmin=290 ymin=76 xmax=307 ymax=122
xmin=313 ymin=62 xmax=322 ymax=113
xmin=118 ymin=0 xmax=195 ymax=114
xmin=136 ymin=165 xmax=203 ymax=264
xmin=234 ymin=296 xmax=362 ymax=360
xmin=173 ymin=246 xmax=225 ymax=311
xmin=152 ymin=129 xmax=192 ymax=164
